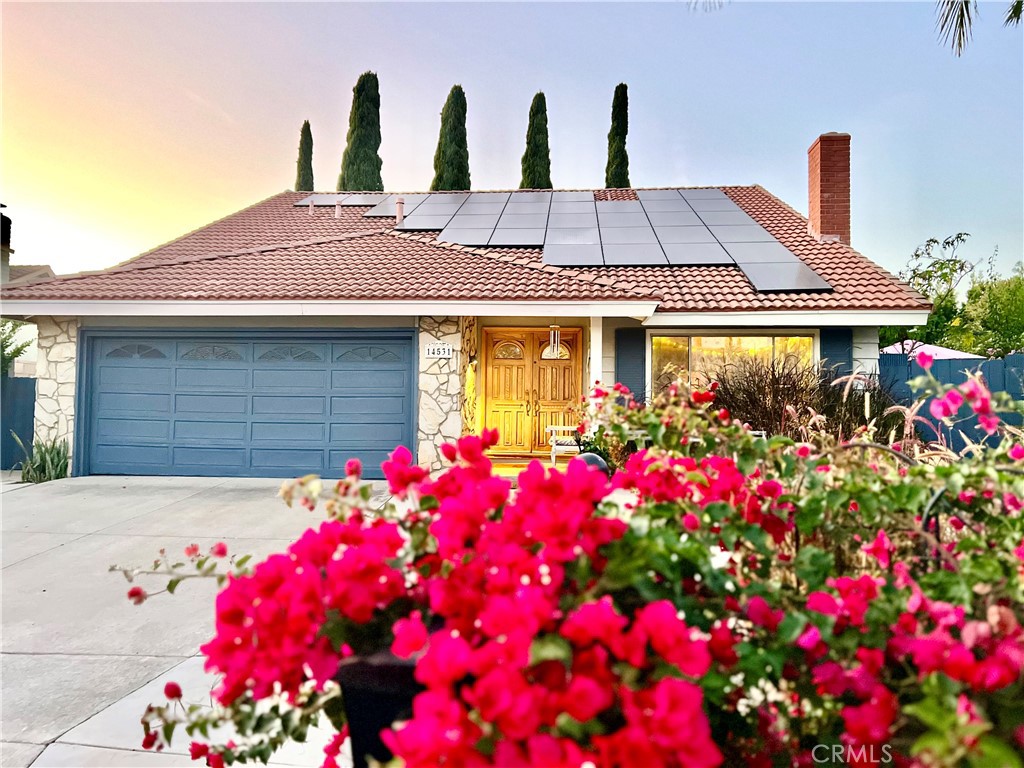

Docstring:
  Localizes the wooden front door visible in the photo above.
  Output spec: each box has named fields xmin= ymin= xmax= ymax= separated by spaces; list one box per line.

xmin=482 ymin=328 xmax=582 ymax=454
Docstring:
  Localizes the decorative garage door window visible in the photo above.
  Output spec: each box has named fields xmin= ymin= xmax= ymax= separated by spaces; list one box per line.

xmin=85 ymin=334 xmax=414 ymax=479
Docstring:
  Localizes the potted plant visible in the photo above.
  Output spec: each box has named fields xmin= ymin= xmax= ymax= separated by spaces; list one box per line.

xmin=117 ymin=359 xmax=1024 ymax=768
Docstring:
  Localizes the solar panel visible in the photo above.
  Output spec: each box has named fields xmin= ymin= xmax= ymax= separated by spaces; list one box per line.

xmin=548 ymin=213 xmax=598 ymax=228
xmin=502 ymin=201 xmax=550 ymax=215
xmin=646 ymin=211 xmax=703 ymax=227
xmin=468 ymin=192 xmax=511 ymax=202
xmin=509 ymin=191 xmax=552 ymax=203
xmin=597 ymin=212 xmax=649 ymax=228
xmin=545 ymin=228 xmax=601 ymax=245
xmin=686 ymin=198 xmax=743 ymax=212
xmin=488 ymin=229 xmax=546 ymax=247
xmin=602 ymin=244 xmax=669 ymax=265
xmin=599 ymin=227 xmax=659 ymax=245
xmin=438 ymin=228 xmax=495 ymax=246
xmin=425 ymin=193 xmax=471 ymax=204
xmin=679 ymin=188 xmax=728 ymax=200
xmin=640 ymin=198 xmax=693 ymax=212
xmin=722 ymin=242 xmax=801 ymax=263
xmin=740 ymin=262 xmax=832 ymax=292
xmin=654 ymin=227 xmax=720 ymax=244
xmin=364 ymin=194 xmax=431 ymax=217
xmin=636 ymin=189 xmax=685 ymax=201
xmin=294 ymin=194 xmax=349 ymax=206
xmin=595 ymin=200 xmax=643 ymax=212
xmin=696 ymin=210 xmax=758 ymax=227
xmin=708 ymin=225 xmax=775 ymax=243
xmin=543 ymin=244 xmax=604 ymax=266
xmin=411 ymin=202 xmax=465 ymax=216
xmin=339 ymin=193 xmax=389 ymax=205
xmin=550 ymin=201 xmax=596 ymax=214
xmin=551 ymin=191 xmax=594 ymax=202
xmin=496 ymin=213 xmax=548 ymax=228
xmin=662 ymin=243 xmax=734 ymax=265
xmin=395 ymin=214 xmax=456 ymax=231
xmin=458 ymin=202 xmax=506 ymax=215
xmin=445 ymin=213 xmax=501 ymax=229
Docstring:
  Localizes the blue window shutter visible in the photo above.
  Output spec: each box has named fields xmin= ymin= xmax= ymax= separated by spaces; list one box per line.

xmin=820 ymin=328 xmax=853 ymax=375
xmin=615 ymin=328 xmax=647 ymax=401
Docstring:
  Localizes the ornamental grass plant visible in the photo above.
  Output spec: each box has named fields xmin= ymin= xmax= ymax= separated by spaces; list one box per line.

xmin=116 ymin=358 xmax=1024 ymax=768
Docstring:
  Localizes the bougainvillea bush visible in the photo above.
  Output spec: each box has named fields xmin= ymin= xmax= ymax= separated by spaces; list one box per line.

xmin=119 ymin=359 xmax=1024 ymax=768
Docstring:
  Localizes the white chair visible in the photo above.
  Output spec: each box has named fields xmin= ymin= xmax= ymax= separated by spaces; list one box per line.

xmin=547 ymin=425 xmax=581 ymax=467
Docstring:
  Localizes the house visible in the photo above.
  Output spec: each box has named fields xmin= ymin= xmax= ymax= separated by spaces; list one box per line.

xmin=880 ymin=340 xmax=984 ymax=360
xmin=0 ymin=133 xmax=929 ymax=479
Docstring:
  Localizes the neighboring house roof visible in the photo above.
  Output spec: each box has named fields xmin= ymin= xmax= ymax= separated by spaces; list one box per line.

xmin=0 ymin=188 xmax=928 ymax=315
xmin=880 ymin=340 xmax=985 ymax=360
xmin=5 ymin=264 xmax=55 ymax=286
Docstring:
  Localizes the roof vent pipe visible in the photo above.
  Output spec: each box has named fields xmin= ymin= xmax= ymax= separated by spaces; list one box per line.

xmin=395 ymin=197 xmax=405 ymax=227
xmin=335 ymin=201 xmax=343 ymax=219
xmin=308 ymin=200 xmax=315 ymax=216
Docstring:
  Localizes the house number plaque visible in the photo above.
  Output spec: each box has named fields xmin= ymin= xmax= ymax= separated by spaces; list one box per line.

xmin=425 ymin=342 xmax=454 ymax=359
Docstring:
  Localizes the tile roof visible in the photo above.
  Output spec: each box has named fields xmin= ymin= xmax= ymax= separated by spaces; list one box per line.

xmin=2 ymin=187 xmax=928 ymax=314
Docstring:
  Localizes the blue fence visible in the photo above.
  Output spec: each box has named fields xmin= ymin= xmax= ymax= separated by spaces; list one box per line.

xmin=1 ymin=376 xmax=36 ymax=470
xmin=880 ymin=353 xmax=1024 ymax=451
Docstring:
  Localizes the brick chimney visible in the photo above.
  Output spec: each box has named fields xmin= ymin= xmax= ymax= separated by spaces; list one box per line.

xmin=807 ymin=132 xmax=851 ymax=245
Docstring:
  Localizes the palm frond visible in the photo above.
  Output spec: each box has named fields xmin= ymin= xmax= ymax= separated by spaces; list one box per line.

xmin=1005 ymin=0 xmax=1023 ymax=25
xmin=936 ymin=0 xmax=978 ymax=56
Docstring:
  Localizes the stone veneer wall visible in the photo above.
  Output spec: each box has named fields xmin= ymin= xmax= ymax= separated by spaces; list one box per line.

xmin=459 ymin=317 xmax=479 ymax=436
xmin=34 ymin=317 xmax=80 ymax=458
xmin=417 ymin=317 xmax=463 ymax=470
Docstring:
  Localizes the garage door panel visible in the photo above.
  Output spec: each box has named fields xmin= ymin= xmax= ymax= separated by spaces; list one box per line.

xmin=98 ymin=366 xmax=172 ymax=390
xmin=175 ymin=393 xmax=249 ymax=414
xmin=174 ymin=420 xmax=248 ymax=441
xmin=251 ymin=448 xmax=325 ymax=470
xmin=96 ymin=418 xmax=169 ymax=440
xmin=98 ymin=392 xmax=171 ymax=414
xmin=252 ymin=369 xmax=328 ymax=389
xmin=87 ymin=332 xmax=414 ymax=479
xmin=176 ymin=368 xmax=249 ymax=388
xmin=251 ymin=422 xmax=326 ymax=442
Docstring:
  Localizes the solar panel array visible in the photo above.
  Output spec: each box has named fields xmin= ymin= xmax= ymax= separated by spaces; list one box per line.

xmin=295 ymin=189 xmax=831 ymax=293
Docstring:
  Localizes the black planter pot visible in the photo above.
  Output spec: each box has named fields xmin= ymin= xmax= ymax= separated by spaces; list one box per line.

xmin=335 ymin=652 xmax=424 ymax=768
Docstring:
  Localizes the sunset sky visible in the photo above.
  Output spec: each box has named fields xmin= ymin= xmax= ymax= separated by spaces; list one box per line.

xmin=2 ymin=2 xmax=1021 ymax=279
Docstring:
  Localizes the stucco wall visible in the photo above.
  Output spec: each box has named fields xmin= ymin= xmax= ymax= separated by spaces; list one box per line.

xmin=417 ymin=316 xmax=463 ymax=470
xmin=34 ymin=316 xmax=79 ymax=457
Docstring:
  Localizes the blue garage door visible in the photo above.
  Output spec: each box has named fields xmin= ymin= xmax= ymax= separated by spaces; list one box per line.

xmin=84 ymin=332 xmax=415 ymax=479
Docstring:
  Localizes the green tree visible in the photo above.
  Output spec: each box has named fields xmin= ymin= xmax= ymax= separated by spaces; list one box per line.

xmin=959 ymin=263 xmax=1024 ymax=356
xmin=879 ymin=233 xmax=974 ymax=349
xmin=338 ymin=72 xmax=383 ymax=191
xmin=1 ymin=319 xmax=30 ymax=376
xmin=520 ymin=92 xmax=552 ymax=190
xmin=936 ymin=0 xmax=1022 ymax=55
xmin=295 ymin=120 xmax=314 ymax=192
xmin=431 ymin=85 xmax=471 ymax=191
xmin=605 ymin=83 xmax=630 ymax=188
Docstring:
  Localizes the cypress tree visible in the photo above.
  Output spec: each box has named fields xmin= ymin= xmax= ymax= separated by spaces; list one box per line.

xmin=605 ymin=83 xmax=630 ymax=188
xmin=294 ymin=120 xmax=314 ymax=191
xmin=431 ymin=85 xmax=471 ymax=191
xmin=338 ymin=71 xmax=383 ymax=191
xmin=520 ymin=92 xmax=552 ymax=189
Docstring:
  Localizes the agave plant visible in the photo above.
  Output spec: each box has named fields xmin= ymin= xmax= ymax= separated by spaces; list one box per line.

xmin=12 ymin=434 xmax=69 ymax=483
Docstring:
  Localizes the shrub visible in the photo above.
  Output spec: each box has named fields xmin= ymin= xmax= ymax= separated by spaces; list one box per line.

xmin=13 ymin=435 xmax=69 ymax=483
xmin=706 ymin=356 xmax=907 ymax=441
xmin=116 ymin=369 xmax=1024 ymax=768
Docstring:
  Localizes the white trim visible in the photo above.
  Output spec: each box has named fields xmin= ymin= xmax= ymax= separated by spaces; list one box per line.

xmin=645 ymin=328 xmax=821 ymax=396
xmin=0 ymin=299 xmax=660 ymax=319
xmin=588 ymin=316 xmax=603 ymax=388
xmin=643 ymin=310 xmax=929 ymax=327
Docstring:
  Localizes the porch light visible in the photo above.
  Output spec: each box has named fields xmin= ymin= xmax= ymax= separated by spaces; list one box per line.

xmin=549 ymin=325 xmax=561 ymax=350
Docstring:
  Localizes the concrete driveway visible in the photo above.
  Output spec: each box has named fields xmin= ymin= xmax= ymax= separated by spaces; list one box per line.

xmin=1 ymin=475 xmax=377 ymax=768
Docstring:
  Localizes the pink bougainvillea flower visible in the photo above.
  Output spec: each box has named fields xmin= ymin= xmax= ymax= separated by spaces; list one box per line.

xmin=381 ymin=445 xmax=429 ymax=497
xmin=188 ymin=742 xmax=209 ymax=760
xmin=796 ymin=444 xmax=812 ymax=458
xmin=1010 ymin=444 xmax=1024 ymax=461
xmin=682 ymin=513 xmax=700 ymax=531
xmin=344 ymin=458 xmax=362 ymax=478
xmin=184 ymin=543 xmax=200 ymax=558
xmin=127 ymin=586 xmax=147 ymax=605
xmin=163 ymin=681 xmax=182 ymax=700
xmin=210 ymin=542 xmax=228 ymax=558
xmin=391 ymin=611 xmax=429 ymax=659
xmin=142 ymin=731 xmax=158 ymax=750
xmin=916 ymin=350 xmax=934 ymax=369
xmin=862 ymin=530 xmax=893 ymax=569
xmin=978 ymin=413 xmax=1000 ymax=435
xmin=746 ymin=596 xmax=784 ymax=632
xmin=929 ymin=390 xmax=964 ymax=421
xmin=757 ymin=480 xmax=784 ymax=500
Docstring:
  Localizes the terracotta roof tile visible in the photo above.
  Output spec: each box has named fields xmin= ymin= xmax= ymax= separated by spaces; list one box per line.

xmin=2 ymin=187 xmax=927 ymax=313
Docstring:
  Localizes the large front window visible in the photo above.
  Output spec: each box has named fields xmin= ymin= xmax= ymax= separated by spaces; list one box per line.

xmin=651 ymin=334 xmax=814 ymax=392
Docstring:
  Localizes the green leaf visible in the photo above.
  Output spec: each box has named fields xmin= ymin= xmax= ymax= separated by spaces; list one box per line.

xmin=795 ymin=547 xmax=835 ymax=590
xmin=904 ymin=698 xmax=956 ymax=731
xmin=971 ymin=736 xmax=1024 ymax=768
xmin=529 ymin=635 xmax=572 ymax=667
xmin=776 ymin=613 xmax=808 ymax=644
xmin=166 ymin=578 xmax=182 ymax=595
